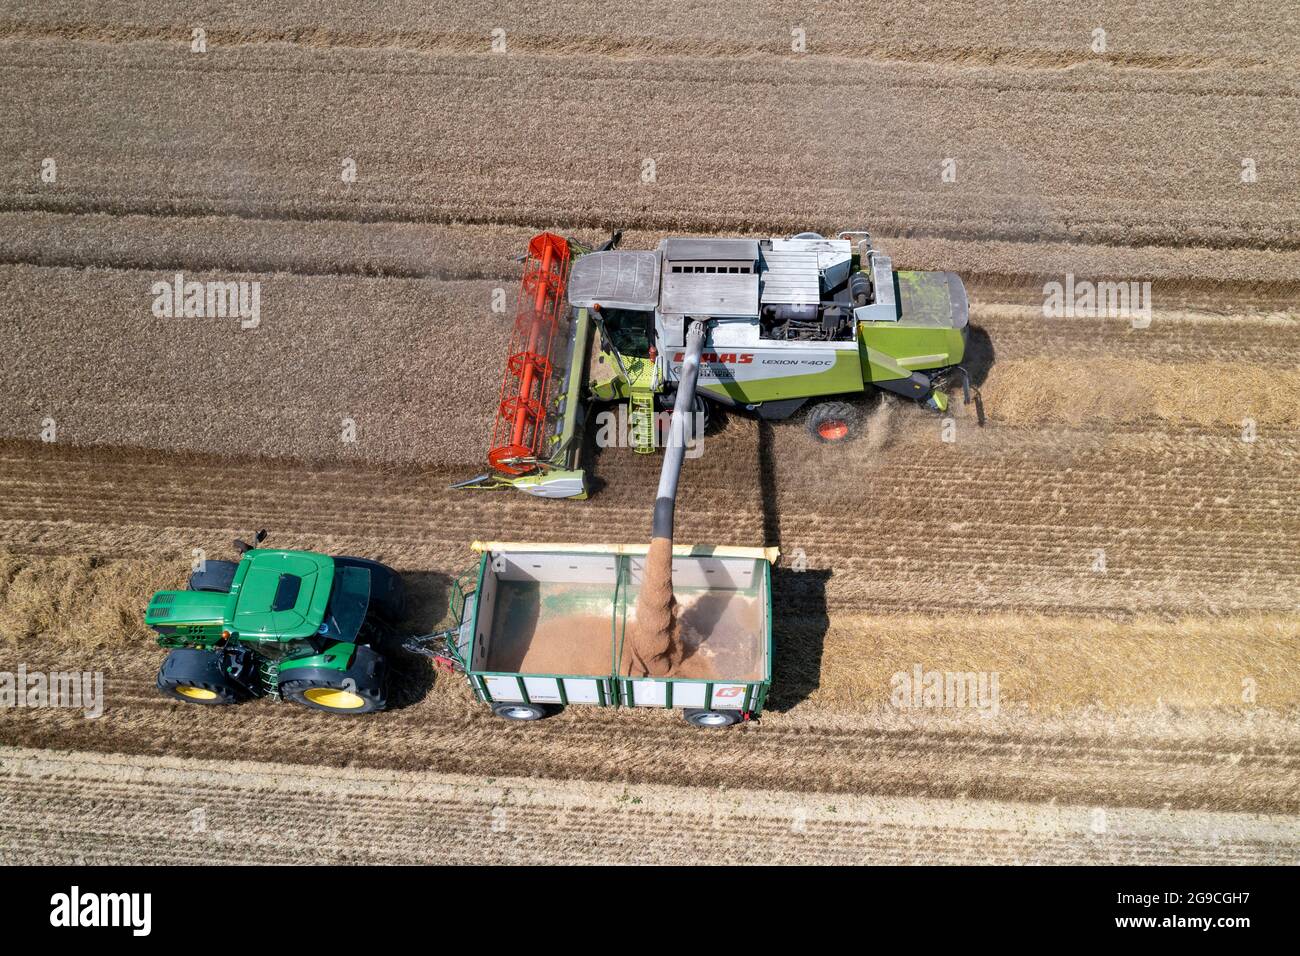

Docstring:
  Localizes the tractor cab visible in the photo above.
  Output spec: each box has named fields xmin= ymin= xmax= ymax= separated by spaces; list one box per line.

xmin=228 ymin=549 xmax=336 ymax=642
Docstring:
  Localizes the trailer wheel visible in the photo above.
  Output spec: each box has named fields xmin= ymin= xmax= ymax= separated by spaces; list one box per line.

xmin=157 ymin=649 xmax=245 ymax=705
xmin=491 ymin=702 xmax=550 ymax=721
xmin=683 ymin=708 xmax=740 ymax=728
xmin=806 ymin=401 xmax=858 ymax=443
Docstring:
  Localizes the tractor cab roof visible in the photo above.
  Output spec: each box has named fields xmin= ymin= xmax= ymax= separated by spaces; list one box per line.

xmin=231 ymin=549 xmax=335 ymax=639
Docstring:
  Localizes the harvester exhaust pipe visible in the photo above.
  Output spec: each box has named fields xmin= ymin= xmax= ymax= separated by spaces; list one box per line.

xmin=652 ymin=319 xmax=708 ymax=540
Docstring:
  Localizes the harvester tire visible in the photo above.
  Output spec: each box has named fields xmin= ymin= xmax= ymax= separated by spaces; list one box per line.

xmin=281 ymin=678 xmax=385 ymax=715
xmin=491 ymin=702 xmax=550 ymax=721
xmin=157 ymin=649 xmax=245 ymax=705
xmin=658 ymin=392 xmax=711 ymax=437
xmin=806 ymin=401 xmax=858 ymax=443
xmin=683 ymin=708 xmax=740 ymax=728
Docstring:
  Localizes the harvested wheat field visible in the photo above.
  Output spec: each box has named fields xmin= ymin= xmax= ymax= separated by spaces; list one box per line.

xmin=0 ymin=2 xmax=1298 ymax=865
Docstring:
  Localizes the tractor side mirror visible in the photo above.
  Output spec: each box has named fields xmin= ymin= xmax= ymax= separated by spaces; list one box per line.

xmin=234 ymin=529 xmax=267 ymax=555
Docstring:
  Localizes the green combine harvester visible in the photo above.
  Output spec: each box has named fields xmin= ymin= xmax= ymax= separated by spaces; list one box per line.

xmin=460 ymin=229 xmax=981 ymax=499
xmin=144 ymin=531 xmax=406 ymax=714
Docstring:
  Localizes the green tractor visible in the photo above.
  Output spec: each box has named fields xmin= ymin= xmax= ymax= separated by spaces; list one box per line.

xmin=143 ymin=530 xmax=406 ymax=715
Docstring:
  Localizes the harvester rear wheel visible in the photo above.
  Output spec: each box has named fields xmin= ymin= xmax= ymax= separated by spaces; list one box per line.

xmin=282 ymin=679 xmax=385 ymax=715
xmin=806 ymin=401 xmax=858 ymax=443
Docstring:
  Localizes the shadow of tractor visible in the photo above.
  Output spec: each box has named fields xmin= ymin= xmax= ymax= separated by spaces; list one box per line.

xmin=383 ymin=569 xmax=452 ymax=710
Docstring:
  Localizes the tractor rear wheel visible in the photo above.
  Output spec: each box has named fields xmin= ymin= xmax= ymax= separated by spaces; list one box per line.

xmin=491 ymin=702 xmax=550 ymax=721
xmin=805 ymin=401 xmax=858 ymax=443
xmin=157 ymin=649 xmax=245 ymax=705
xmin=281 ymin=679 xmax=385 ymax=714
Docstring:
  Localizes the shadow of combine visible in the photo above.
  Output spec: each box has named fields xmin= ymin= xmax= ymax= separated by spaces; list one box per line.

xmin=384 ymin=570 xmax=452 ymax=710
xmin=965 ymin=324 xmax=996 ymax=388
xmin=756 ymin=419 xmax=831 ymax=712
xmin=767 ymin=566 xmax=831 ymax=711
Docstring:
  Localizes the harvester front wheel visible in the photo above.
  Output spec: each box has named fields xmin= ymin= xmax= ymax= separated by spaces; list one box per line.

xmin=282 ymin=679 xmax=385 ymax=714
xmin=806 ymin=401 xmax=858 ymax=443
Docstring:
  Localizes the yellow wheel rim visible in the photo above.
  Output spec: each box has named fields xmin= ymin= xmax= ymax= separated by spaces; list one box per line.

xmin=175 ymin=685 xmax=218 ymax=701
xmin=304 ymin=687 xmax=367 ymax=710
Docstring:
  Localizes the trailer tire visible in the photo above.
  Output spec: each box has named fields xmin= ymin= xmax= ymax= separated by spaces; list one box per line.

xmin=157 ymin=649 xmax=245 ymax=705
xmin=806 ymin=401 xmax=858 ymax=444
xmin=683 ymin=708 xmax=740 ymax=728
xmin=187 ymin=559 xmax=239 ymax=593
xmin=491 ymin=702 xmax=550 ymax=721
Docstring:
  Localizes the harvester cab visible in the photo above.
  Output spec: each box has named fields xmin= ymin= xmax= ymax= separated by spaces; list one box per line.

xmin=457 ymin=228 xmax=981 ymax=500
xmin=143 ymin=531 xmax=407 ymax=715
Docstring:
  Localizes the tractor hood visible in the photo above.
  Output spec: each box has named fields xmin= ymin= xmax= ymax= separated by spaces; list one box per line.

xmin=145 ymin=589 xmax=229 ymax=629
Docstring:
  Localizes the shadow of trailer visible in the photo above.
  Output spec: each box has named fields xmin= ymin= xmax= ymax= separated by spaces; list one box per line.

xmin=425 ymin=542 xmax=776 ymax=728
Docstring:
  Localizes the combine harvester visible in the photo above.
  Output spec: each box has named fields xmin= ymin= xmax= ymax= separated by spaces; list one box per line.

xmin=459 ymin=229 xmax=981 ymax=499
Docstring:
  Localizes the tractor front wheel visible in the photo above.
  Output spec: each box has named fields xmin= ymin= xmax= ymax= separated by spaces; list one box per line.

xmin=187 ymin=559 xmax=239 ymax=593
xmin=805 ymin=401 xmax=858 ymax=443
xmin=157 ymin=649 xmax=245 ymax=705
xmin=281 ymin=679 xmax=385 ymax=715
